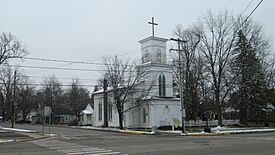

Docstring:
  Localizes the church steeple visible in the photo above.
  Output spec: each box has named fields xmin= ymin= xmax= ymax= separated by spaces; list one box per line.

xmin=140 ymin=17 xmax=168 ymax=64
xmin=138 ymin=18 xmax=173 ymax=97
xmin=139 ymin=36 xmax=168 ymax=64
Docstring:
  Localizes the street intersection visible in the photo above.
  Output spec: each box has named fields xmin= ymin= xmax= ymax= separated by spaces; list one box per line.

xmin=1 ymin=123 xmax=275 ymax=155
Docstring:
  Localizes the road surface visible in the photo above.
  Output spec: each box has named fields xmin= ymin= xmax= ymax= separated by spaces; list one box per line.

xmin=1 ymin=123 xmax=275 ymax=155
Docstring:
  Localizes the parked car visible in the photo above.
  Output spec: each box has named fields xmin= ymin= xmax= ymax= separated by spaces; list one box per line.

xmin=16 ymin=119 xmax=31 ymax=124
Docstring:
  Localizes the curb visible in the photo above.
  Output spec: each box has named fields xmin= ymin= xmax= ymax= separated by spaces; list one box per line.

xmin=72 ymin=126 xmax=155 ymax=135
xmin=0 ymin=127 xmax=38 ymax=133
xmin=183 ymin=129 xmax=275 ymax=136
xmin=72 ymin=127 xmax=155 ymax=135
xmin=0 ymin=133 xmax=56 ymax=145
xmin=119 ymin=131 xmax=145 ymax=135
xmin=0 ymin=139 xmax=16 ymax=144
xmin=17 ymin=135 xmax=55 ymax=143
xmin=184 ymin=132 xmax=230 ymax=136
xmin=0 ymin=136 xmax=48 ymax=145
xmin=119 ymin=130 xmax=154 ymax=135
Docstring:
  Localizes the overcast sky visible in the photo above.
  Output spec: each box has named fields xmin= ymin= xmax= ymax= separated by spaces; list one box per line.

xmin=0 ymin=0 xmax=274 ymax=90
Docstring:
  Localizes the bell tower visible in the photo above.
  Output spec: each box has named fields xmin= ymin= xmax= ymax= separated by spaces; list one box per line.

xmin=139 ymin=36 xmax=168 ymax=64
xmin=138 ymin=17 xmax=173 ymax=97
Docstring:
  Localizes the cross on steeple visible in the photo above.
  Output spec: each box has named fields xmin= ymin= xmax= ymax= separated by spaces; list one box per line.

xmin=148 ymin=17 xmax=158 ymax=37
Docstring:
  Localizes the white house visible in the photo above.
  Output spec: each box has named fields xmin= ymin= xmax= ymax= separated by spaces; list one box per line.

xmin=55 ymin=115 xmax=76 ymax=124
xmin=79 ymin=104 xmax=94 ymax=126
xmin=30 ymin=106 xmax=51 ymax=124
xmin=93 ymin=35 xmax=182 ymax=128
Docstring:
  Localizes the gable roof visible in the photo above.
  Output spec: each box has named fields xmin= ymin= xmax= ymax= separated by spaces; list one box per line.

xmin=80 ymin=104 xmax=93 ymax=115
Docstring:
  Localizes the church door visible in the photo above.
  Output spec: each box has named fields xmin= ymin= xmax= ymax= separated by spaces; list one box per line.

xmin=161 ymin=106 xmax=170 ymax=126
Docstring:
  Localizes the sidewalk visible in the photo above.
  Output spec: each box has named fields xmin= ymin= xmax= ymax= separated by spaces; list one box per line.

xmin=73 ymin=126 xmax=155 ymax=135
xmin=164 ymin=126 xmax=275 ymax=136
xmin=73 ymin=125 xmax=275 ymax=136
xmin=0 ymin=126 xmax=38 ymax=133
xmin=0 ymin=126 xmax=53 ymax=144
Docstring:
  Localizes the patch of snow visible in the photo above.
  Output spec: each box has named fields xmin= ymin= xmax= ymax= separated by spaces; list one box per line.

xmin=0 ymin=139 xmax=15 ymax=143
xmin=158 ymin=130 xmax=182 ymax=134
xmin=0 ymin=126 xmax=37 ymax=133
xmin=182 ymin=131 xmax=208 ymax=136
xmin=73 ymin=126 xmax=154 ymax=135
xmin=211 ymin=125 xmax=227 ymax=132
xmin=75 ymin=126 xmax=121 ymax=132
xmin=215 ymin=128 xmax=275 ymax=134
xmin=44 ymin=133 xmax=56 ymax=136
xmin=74 ymin=126 xmax=275 ymax=136
xmin=80 ymin=110 xmax=93 ymax=115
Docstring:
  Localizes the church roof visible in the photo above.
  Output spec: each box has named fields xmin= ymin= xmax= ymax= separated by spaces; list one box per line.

xmin=138 ymin=62 xmax=173 ymax=68
xmin=139 ymin=36 xmax=168 ymax=44
xmin=142 ymin=96 xmax=180 ymax=101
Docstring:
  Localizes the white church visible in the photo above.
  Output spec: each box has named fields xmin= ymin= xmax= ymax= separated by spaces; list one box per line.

xmin=93 ymin=23 xmax=182 ymax=128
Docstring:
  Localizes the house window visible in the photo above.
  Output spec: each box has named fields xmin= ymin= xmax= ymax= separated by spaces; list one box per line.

xmin=159 ymin=73 xmax=166 ymax=96
xmin=98 ymin=101 xmax=102 ymax=121
xmin=143 ymin=108 xmax=146 ymax=123
xmin=108 ymin=101 xmax=112 ymax=121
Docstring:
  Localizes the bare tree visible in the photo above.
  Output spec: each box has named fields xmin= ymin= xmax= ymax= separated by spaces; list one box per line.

xmin=193 ymin=10 xmax=237 ymax=125
xmin=0 ymin=66 xmax=13 ymax=121
xmin=42 ymin=75 xmax=63 ymax=124
xmin=102 ymin=56 xmax=152 ymax=129
xmin=0 ymin=66 xmax=21 ymax=126
xmin=0 ymin=32 xmax=27 ymax=65
xmin=16 ymin=76 xmax=36 ymax=122
xmin=173 ymin=26 xmax=201 ymax=120
xmin=66 ymin=78 xmax=90 ymax=120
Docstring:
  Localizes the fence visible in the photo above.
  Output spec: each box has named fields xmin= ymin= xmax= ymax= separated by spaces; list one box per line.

xmin=185 ymin=119 xmax=239 ymax=127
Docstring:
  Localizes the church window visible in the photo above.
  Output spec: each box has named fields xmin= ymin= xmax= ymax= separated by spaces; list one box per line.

xmin=159 ymin=73 xmax=166 ymax=96
xmin=141 ymin=55 xmax=145 ymax=63
xmin=144 ymin=50 xmax=149 ymax=62
xmin=98 ymin=101 xmax=102 ymax=121
xmin=157 ymin=49 xmax=161 ymax=62
xmin=144 ymin=50 xmax=149 ymax=58
xmin=108 ymin=100 xmax=112 ymax=121
xmin=143 ymin=108 xmax=146 ymax=123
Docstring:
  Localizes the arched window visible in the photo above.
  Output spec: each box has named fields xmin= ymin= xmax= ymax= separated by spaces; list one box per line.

xmin=143 ymin=108 xmax=146 ymax=123
xmin=108 ymin=100 xmax=112 ymax=122
xmin=98 ymin=101 xmax=102 ymax=121
xmin=159 ymin=73 xmax=166 ymax=96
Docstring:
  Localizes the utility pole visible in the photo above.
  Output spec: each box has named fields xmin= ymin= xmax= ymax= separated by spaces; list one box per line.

xmin=170 ymin=38 xmax=187 ymax=133
xmin=42 ymin=101 xmax=45 ymax=135
xmin=12 ymin=70 xmax=17 ymax=128
xmin=103 ymin=78 xmax=108 ymax=127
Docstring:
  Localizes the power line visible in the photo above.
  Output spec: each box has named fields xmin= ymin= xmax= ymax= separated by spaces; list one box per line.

xmin=88 ymin=49 xmax=139 ymax=62
xmin=240 ymin=0 xmax=263 ymax=28
xmin=1 ymin=64 xmax=106 ymax=72
xmin=0 ymin=82 xmax=96 ymax=87
xmin=22 ymin=57 xmax=105 ymax=65
xmin=0 ymin=82 xmax=175 ymax=91
xmin=20 ymin=75 xmax=97 ymax=81
xmin=240 ymin=0 xmax=254 ymax=17
xmin=13 ymin=56 xmax=136 ymax=67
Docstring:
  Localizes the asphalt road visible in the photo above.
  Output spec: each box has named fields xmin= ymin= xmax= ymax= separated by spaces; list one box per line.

xmin=1 ymin=123 xmax=275 ymax=155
